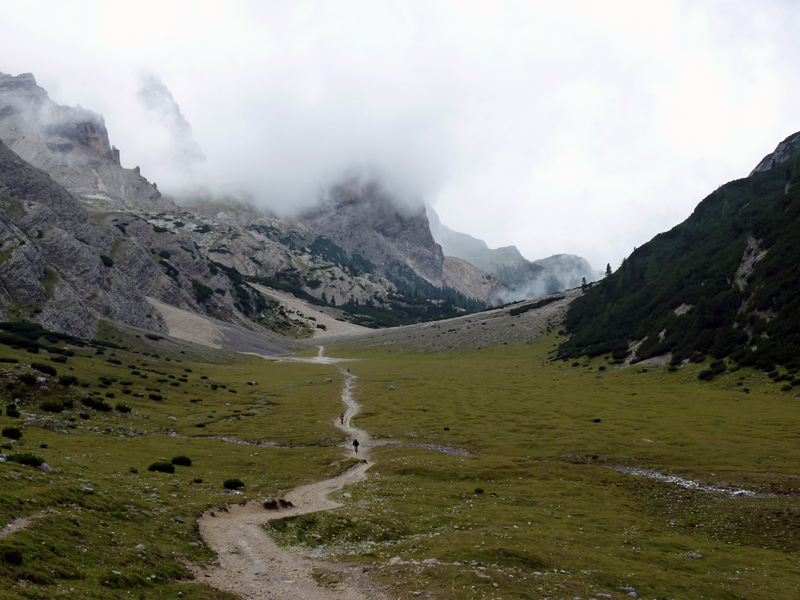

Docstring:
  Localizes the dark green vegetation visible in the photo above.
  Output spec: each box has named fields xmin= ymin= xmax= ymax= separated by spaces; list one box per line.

xmin=268 ymin=338 xmax=799 ymax=600
xmin=559 ymin=148 xmax=800 ymax=373
xmin=0 ymin=320 xmax=353 ymax=599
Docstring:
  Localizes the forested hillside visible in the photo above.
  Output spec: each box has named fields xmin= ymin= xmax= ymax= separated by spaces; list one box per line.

xmin=559 ymin=140 xmax=800 ymax=372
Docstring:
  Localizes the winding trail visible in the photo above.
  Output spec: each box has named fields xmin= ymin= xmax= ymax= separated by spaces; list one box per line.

xmin=189 ymin=349 xmax=389 ymax=600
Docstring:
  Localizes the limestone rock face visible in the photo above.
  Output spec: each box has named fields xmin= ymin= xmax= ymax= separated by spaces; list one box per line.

xmin=750 ymin=131 xmax=800 ymax=175
xmin=442 ymin=256 xmax=505 ymax=305
xmin=300 ymin=176 xmax=446 ymax=288
xmin=428 ymin=204 xmax=600 ymax=301
xmin=0 ymin=138 xmax=166 ymax=336
xmin=0 ymin=71 xmax=175 ymax=212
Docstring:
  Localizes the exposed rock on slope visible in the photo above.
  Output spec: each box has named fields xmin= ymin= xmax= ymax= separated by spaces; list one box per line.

xmin=750 ymin=131 xmax=800 ymax=175
xmin=298 ymin=175 xmax=497 ymax=305
xmin=0 ymin=139 xmax=165 ymax=337
xmin=0 ymin=71 xmax=175 ymax=212
xmin=428 ymin=205 xmax=600 ymax=301
xmin=301 ymin=177 xmax=445 ymax=287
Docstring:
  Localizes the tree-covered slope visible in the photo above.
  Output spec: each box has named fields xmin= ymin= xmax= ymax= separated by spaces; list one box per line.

xmin=559 ymin=139 xmax=800 ymax=371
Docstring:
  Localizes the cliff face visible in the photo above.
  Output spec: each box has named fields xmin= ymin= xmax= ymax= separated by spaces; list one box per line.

xmin=428 ymin=204 xmax=601 ymax=301
xmin=300 ymin=176 xmax=447 ymax=288
xmin=750 ymin=131 xmax=800 ymax=175
xmin=0 ymin=138 xmax=166 ymax=337
xmin=0 ymin=71 xmax=175 ymax=212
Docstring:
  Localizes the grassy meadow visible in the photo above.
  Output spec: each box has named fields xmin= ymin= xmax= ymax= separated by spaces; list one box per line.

xmin=0 ymin=322 xmax=348 ymax=599
xmin=1 ymin=319 xmax=799 ymax=599
xmin=269 ymin=335 xmax=800 ymax=600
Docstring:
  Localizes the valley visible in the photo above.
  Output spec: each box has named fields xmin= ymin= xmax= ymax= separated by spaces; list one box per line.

xmin=0 ymin=292 xmax=798 ymax=600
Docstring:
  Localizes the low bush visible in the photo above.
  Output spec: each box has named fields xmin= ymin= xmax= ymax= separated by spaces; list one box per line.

xmin=6 ymin=452 xmax=44 ymax=466
xmin=148 ymin=393 xmax=163 ymax=401
xmin=31 ymin=362 xmax=57 ymax=376
xmin=223 ymin=478 xmax=244 ymax=490
xmin=81 ymin=396 xmax=113 ymax=412
xmin=49 ymin=355 xmax=67 ymax=364
xmin=0 ymin=548 xmax=23 ymax=566
xmin=40 ymin=400 xmax=64 ymax=413
xmin=19 ymin=373 xmax=37 ymax=385
xmin=148 ymin=461 xmax=175 ymax=473
xmin=59 ymin=374 xmax=77 ymax=385
xmin=115 ymin=404 xmax=132 ymax=413
xmin=2 ymin=426 xmax=22 ymax=440
xmin=5 ymin=406 xmax=20 ymax=418
xmin=171 ymin=455 xmax=192 ymax=466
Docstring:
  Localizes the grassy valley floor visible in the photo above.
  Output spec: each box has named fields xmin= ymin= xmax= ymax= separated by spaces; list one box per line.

xmin=0 ymin=320 xmax=798 ymax=599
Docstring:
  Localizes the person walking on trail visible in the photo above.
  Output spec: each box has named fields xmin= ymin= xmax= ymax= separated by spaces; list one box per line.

xmin=340 ymin=413 xmax=344 ymax=425
xmin=353 ymin=439 xmax=359 ymax=454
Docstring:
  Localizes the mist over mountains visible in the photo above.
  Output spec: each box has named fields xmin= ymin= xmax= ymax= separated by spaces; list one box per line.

xmin=0 ymin=69 xmax=608 ymax=342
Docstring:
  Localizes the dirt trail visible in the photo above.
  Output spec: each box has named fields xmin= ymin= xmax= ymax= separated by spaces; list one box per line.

xmin=190 ymin=350 xmax=388 ymax=600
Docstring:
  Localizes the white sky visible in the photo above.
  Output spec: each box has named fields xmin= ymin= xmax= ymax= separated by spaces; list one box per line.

xmin=1 ymin=0 xmax=799 ymax=271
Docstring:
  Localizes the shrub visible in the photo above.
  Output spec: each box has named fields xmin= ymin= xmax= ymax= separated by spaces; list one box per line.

xmin=148 ymin=461 xmax=175 ymax=473
xmin=50 ymin=355 xmax=67 ymax=364
xmin=171 ymin=455 xmax=192 ymax=466
xmin=192 ymin=279 xmax=214 ymax=303
xmin=149 ymin=393 xmax=163 ymax=401
xmin=698 ymin=369 xmax=714 ymax=381
xmin=7 ymin=452 xmax=44 ymax=466
xmin=474 ymin=487 xmax=484 ymax=494
xmin=59 ymin=375 xmax=77 ymax=386
xmin=223 ymin=478 xmax=244 ymax=490
xmin=144 ymin=334 xmax=162 ymax=341
xmin=2 ymin=426 xmax=22 ymax=440
xmin=41 ymin=400 xmax=64 ymax=413
xmin=81 ymin=396 xmax=113 ymax=412
xmin=31 ymin=362 xmax=57 ymax=376
xmin=19 ymin=373 xmax=37 ymax=385
xmin=115 ymin=404 xmax=132 ymax=413
xmin=0 ymin=548 xmax=23 ymax=566
xmin=0 ymin=357 xmax=19 ymax=363
xmin=6 ymin=406 xmax=20 ymax=418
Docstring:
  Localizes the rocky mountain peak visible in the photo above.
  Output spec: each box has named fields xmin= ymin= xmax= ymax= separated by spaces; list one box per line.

xmin=0 ymin=70 xmax=175 ymax=212
xmin=750 ymin=131 xmax=800 ymax=175
xmin=303 ymin=174 xmax=446 ymax=287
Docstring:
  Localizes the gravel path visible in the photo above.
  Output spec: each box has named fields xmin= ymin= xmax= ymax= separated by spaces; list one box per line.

xmin=189 ymin=355 xmax=390 ymax=600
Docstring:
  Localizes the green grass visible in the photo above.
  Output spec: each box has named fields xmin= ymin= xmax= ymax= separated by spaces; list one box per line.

xmin=2 ymin=322 xmax=800 ymax=599
xmin=263 ymin=336 xmax=800 ymax=599
xmin=0 ymin=322 xmax=349 ymax=599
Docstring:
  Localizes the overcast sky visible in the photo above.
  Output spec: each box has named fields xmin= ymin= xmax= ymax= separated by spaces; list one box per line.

xmin=2 ymin=1 xmax=799 ymax=271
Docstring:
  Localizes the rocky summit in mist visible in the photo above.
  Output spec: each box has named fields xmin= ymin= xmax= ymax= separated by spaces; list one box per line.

xmin=428 ymin=205 xmax=601 ymax=301
xmin=0 ymin=70 xmax=599 ymax=342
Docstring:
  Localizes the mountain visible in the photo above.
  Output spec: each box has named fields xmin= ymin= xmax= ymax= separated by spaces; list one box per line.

xmin=0 ymin=70 xmax=604 ymax=342
xmin=0 ymin=71 xmax=174 ymax=212
xmin=136 ymin=73 xmax=205 ymax=173
xmin=559 ymin=130 xmax=800 ymax=373
xmin=299 ymin=175 xmax=502 ymax=307
xmin=427 ymin=205 xmax=601 ymax=301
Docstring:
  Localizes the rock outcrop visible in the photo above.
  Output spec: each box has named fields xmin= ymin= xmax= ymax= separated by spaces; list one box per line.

xmin=750 ymin=131 xmax=800 ymax=175
xmin=428 ymin=204 xmax=601 ymax=301
xmin=0 ymin=71 xmax=176 ymax=212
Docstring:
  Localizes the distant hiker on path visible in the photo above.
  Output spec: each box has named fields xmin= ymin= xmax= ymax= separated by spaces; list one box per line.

xmin=353 ymin=439 xmax=359 ymax=454
xmin=340 ymin=413 xmax=344 ymax=425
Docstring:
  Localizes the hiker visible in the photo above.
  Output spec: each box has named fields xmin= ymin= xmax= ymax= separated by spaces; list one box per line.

xmin=340 ymin=413 xmax=344 ymax=425
xmin=353 ymin=439 xmax=359 ymax=454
